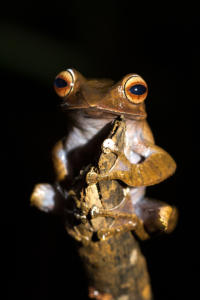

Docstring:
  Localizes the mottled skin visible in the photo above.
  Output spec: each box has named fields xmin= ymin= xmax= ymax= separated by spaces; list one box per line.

xmin=31 ymin=68 xmax=177 ymax=238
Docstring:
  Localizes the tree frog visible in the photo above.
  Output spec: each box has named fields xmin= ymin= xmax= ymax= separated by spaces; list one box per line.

xmin=31 ymin=68 xmax=177 ymax=240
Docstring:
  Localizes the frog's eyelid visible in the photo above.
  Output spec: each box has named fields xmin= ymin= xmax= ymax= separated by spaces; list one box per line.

xmin=130 ymin=74 xmax=140 ymax=77
xmin=122 ymin=74 xmax=142 ymax=87
xmin=66 ymin=68 xmax=75 ymax=85
xmin=124 ymin=74 xmax=147 ymax=86
xmin=125 ymin=74 xmax=141 ymax=81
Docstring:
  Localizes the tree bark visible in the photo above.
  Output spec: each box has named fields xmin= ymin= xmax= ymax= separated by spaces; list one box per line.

xmin=78 ymin=232 xmax=152 ymax=300
xmin=65 ymin=117 xmax=153 ymax=300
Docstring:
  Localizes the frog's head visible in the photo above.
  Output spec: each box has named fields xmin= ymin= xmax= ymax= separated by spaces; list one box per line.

xmin=54 ymin=68 xmax=148 ymax=120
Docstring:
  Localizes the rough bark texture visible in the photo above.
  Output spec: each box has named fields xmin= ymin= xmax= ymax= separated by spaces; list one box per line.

xmin=65 ymin=117 xmax=153 ymax=300
xmin=78 ymin=232 xmax=152 ymax=300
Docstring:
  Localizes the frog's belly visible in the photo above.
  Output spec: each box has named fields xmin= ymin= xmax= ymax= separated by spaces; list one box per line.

xmin=124 ymin=149 xmax=141 ymax=164
xmin=125 ymin=148 xmax=146 ymax=204
xmin=124 ymin=131 xmax=142 ymax=164
xmin=124 ymin=119 xmax=143 ymax=164
xmin=124 ymin=123 xmax=146 ymax=203
xmin=129 ymin=186 xmax=145 ymax=205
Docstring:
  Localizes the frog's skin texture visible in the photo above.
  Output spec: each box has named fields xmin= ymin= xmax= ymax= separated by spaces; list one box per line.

xmin=30 ymin=69 xmax=177 ymax=241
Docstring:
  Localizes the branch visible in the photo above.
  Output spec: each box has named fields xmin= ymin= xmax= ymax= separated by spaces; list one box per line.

xmin=64 ymin=116 xmax=153 ymax=300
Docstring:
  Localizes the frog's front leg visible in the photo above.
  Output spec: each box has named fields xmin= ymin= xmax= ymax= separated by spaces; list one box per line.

xmin=87 ymin=138 xmax=176 ymax=187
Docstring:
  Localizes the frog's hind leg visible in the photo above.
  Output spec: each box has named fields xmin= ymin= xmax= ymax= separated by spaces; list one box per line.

xmin=30 ymin=183 xmax=65 ymax=214
xmin=134 ymin=197 xmax=178 ymax=235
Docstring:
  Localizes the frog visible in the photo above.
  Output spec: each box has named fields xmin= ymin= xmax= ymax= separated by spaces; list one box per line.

xmin=30 ymin=68 xmax=178 ymax=242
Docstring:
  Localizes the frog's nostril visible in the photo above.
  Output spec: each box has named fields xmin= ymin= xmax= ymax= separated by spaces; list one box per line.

xmin=54 ymin=77 xmax=68 ymax=88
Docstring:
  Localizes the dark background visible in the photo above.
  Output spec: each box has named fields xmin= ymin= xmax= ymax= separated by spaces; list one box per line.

xmin=1 ymin=1 xmax=199 ymax=299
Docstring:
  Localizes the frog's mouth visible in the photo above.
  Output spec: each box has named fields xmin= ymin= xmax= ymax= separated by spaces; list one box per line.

xmin=82 ymin=107 xmax=147 ymax=121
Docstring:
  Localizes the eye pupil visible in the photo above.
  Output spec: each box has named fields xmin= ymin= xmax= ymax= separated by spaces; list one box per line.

xmin=54 ymin=77 xmax=68 ymax=88
xmin=129 ymin=84 xmax=146 ymax=95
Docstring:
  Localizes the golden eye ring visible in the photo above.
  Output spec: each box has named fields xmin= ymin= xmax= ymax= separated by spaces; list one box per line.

xmin=54 ymin=70 xmax=74 ymax=97
xmin=124 ymin=75 xmax=148 ymax=104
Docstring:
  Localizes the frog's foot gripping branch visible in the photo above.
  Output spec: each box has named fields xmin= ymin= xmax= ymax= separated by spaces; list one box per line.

xmin=30 ymin=183 xmax=65 ymax=213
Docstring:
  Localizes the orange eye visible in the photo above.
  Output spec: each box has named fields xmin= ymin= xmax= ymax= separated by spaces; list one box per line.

xmin=124 ymin=75 xmax=148 ymax=104
xmin=54 ymin=70 xmax=74 ymax=97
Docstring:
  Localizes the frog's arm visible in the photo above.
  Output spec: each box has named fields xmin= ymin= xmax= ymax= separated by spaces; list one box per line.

xmin=87 ymin=121 xmax=176 ymax=187
xmin=128 ymin=120 xmax=177 ymax=186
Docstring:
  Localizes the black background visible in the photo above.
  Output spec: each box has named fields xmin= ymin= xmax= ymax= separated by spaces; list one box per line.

xmin=1 ymin=1 xmax=199 ymax=299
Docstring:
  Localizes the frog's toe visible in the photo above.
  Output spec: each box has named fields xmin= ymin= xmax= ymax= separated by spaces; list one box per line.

xmin=30 ymin=183 xmax=56 ymax=212
xmin=159 ymin=205 xmax=178 ymax=233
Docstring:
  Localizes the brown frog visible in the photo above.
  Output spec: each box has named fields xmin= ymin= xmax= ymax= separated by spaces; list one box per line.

xmin=30 ymin=68 xmax=178 ymax=241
